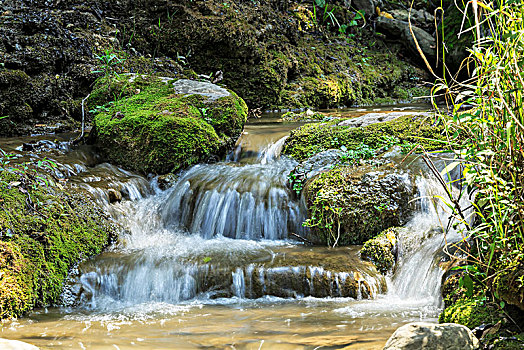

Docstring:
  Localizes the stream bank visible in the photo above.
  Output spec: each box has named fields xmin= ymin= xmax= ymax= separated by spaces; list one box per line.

xmin=0 ymin=0 xmax=470 ymax=137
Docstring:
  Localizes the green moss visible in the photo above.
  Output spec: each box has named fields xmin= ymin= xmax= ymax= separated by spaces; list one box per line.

xmin=483 ymin=333 xmax=524 ymax=350
xmin=283 ymin=113 xmax=446 ymax=161
xmin=440 ymin=1 xmax=475 ymax=59
xmin=90 ymin=75 xmax=248 ymax=174
xmin=303 ymin=165 xmax=415 ymax=246
xmin=281 ymin=110 xmax=325 ymax=122
xmin=493 ymin=255 xmax=524 ymax=311
xmin=123 ymin=0 xmax=425 ymax=109
xmin=360 ymin=227 xmax=401 ymax=274
xmin=0 ymin=170 xmax=113 ymax=319
xmin=439 ymin=296 xmax=501 ymax=329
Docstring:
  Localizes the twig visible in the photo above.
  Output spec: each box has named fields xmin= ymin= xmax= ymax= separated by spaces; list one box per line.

xmin=71 ymin=94 xmax=91 ymax=145
xmin=290 ymin=232 xmax=313 ymax=245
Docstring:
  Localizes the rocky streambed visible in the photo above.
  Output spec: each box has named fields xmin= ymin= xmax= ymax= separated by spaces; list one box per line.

xmin=0 ymin=105 xmax=471 ymax=349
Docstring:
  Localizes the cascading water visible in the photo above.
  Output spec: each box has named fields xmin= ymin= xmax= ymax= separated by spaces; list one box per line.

xmin=1 ymin=106 xmax=467 ymax=349
xmin=159 ymin=156 xmax=305 ymax=240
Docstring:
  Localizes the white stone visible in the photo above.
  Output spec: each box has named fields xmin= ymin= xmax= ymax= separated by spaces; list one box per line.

xmin=0 ymin=338 xmax=40 ymax=350
xmin=172 ymin=79 xmax=231 ymax=100
xmin=383 ymin=322 xmax=480 ymax=350
xmin=338 ymin=111 xmax=432 ymax=127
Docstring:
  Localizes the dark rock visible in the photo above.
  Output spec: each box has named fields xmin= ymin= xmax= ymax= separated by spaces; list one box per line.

xmin=376 ymin=16 xmax=436 ymax=65
xmin=389 ymin=9 xmax=434 ymax=27
xmin=351 ymin=0 xmax=378 ymax=17
xmin=107 ymin=188 xmax=122 ymax=203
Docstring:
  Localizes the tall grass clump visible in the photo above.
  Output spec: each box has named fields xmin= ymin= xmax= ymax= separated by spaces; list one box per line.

xmin=434 ymin=1 xmax=524 ymax=303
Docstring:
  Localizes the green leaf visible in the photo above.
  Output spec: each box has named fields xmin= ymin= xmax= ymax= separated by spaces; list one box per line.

xmin=462 ymin=274 xmax=474 ymax=298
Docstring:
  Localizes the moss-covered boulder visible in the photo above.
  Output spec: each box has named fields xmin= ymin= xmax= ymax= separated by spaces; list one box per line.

xmin=439 ymin=297 xmax=501 ymax=329
xmin=282 ymin=113 xmax=446 ymax=161
xmin=89 ymin=75 xmax=248 ymax=174
xmin=493 ymin=256 xmax=524 ymax=312
xmin=281 ymin=109 xmax=326 ymax=122
xmin=360 ymin=227 xmax=404 ymax=274
xmin=303 ymin=164 xmax=416 ymax=246
xmin=0 ymin=169 xmax=114 ymax=319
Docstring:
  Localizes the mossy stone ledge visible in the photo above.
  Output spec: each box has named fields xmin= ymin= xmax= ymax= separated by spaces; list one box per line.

xmin=282 ymin=112 xmax=446 ymax=161
xmin=89 ymin=75 xmax=248 ymax=174
xmin=0 ymin=171 xmax=114 ymax=320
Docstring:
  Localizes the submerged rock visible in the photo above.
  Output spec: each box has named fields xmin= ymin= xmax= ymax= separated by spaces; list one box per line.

xmin=89 ymin=75 xmax=248 ymax=174
xmin=384 ymin=322 xmax=480 ymax=350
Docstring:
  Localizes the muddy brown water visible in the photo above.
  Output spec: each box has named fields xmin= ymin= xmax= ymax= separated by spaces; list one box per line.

xmin=1 ymin=104 xmax=450 ymax=349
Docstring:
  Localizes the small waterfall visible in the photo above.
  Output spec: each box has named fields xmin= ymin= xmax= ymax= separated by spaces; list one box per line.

xmin=259 ymin=136 xmax=288 ymax=164
xmin=384 ymin=163 xmax=472 ymax=306
xmin=49 ymin=128 xmax=467 ymax=318
xmin=232 ymin=268 xmax=246 ymax=298
xmin=160 ymin=157 xmax=306 ymax=240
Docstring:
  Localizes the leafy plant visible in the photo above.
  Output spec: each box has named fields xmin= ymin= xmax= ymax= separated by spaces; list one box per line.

xmin=288 ymin=168 xmax=305 ymax=196
xmin=430 ymin=1 xmax=524 ymax=307
xmin=91 ymin=49 xmax=126 ymax=79
xmin=312 ymin=0 xmax=340 ymax=29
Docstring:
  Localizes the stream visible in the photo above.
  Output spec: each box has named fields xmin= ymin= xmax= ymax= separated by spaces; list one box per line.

xmin=1 ymin=105 xmax=462 ymax=349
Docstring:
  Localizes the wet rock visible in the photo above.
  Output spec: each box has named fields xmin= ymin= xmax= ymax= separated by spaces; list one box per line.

xmin=291 ymin=149 xmax=344 ymax=180
xmin=0 ymin=338 xmax=39 ymax=350
xmin=338 ymin=111 xmax=432 ymax=128
xmin=303 ymin=164 xmax=416 ymax=246
xmin=67 ymin=246 xmax=386 ymax=304
xmin=383 ymin=322 xmax=480 ymax=350
xmin=156 ymin=173 xmax=178 ymax=190
xmin=89 ymin=75 xmax=248 ymax=174
xmin=107 ymin=188 xmax=122 ymax=203
xmin=351 ymin=0 xmax=378 ymax=17
xmin=376 ymin=17 xmax=436 ymax=64
xmin=388 ymin=9 xmax=434 ymax=27
xmin=360 ymin=226 xmax=404 ymax=274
